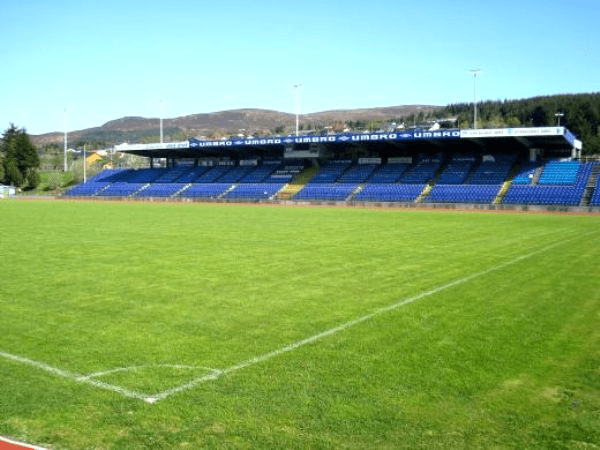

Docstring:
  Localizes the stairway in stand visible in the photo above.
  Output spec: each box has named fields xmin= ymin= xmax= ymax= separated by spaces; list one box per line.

xmin=277 ymin=166 xmax=318 ymax=200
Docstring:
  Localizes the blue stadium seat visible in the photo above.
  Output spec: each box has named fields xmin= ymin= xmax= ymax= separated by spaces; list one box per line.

xmin=512 ymin=162 xmax=543 ymax=185
xmin=354 ymin=184 xmax=425 ymax=202
xmin=266 ymin=162 xmax=305 ymax=183
xmin=399 ymin=155 xmax=443 ymax=183
xmin=196 ymin=166 xmax=234 ymax=183
xmin=98 ymin=182 xmax=146 ymax=197
xmin=223 ymin=183 xmax=285 ymax=200
xmin=241 ymin=164 xmax=279 ymax=182
xmin=368 ymin=163 xmax=410 ymax=183
xmin=337 ymin=164 xmax=378 ymax=183
xmin=310 ymin=161 xmax=353 ymax=183
xmin=154 ymin=166 xmax=193 ymax=183
xmin=135 ymin=183 xmax=187 ymax=198
xmin=425 ymin=184 xmax=501 ymax=204
xmin=217 ymin=165 xmax=254 ymax=183
xmin=468 ymin=154 xmax=516 ymax=184
xmin=436 ymin=154 xmax=477 ymax=184
xmin=294 ymin=183 xmax=358 ymax=201
xmin=180 ymin=183 xmax=231 ymax=199
xmin=503 ymin=162 xmax=593 ymax=205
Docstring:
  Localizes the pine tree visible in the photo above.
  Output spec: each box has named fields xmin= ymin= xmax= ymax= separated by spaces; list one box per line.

xmin=1 ymin=124 xmax=41 ymax=189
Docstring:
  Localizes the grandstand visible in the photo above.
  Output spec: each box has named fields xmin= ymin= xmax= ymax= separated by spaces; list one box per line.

xmin=65 ymin=126 xmax=600 ymax=211
xmin=502 ymin=161 xmax=593 ymax=206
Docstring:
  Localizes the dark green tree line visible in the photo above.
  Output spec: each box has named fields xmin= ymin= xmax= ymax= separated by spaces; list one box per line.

xmin=1 ymin=124 xmax=41 ymax=189
xmin=441 ymin=93 xmax=600 ymax=154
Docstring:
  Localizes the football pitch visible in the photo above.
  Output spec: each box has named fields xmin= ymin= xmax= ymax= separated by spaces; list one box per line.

xmin=1 ymin=200 xmax=599 ymax=449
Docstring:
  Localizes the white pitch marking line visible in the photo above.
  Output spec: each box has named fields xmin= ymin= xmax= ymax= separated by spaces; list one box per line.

xmin=149 ymin=370 xmax=223 ymax=402
xmin=80 ymin=365 xmax=223 ymax=403
xmin=149 ymin=231 xmax=596 ymax=402
xmin=79 ymin=364 xmax=218 ymax=381
xmin=0 ymin=351 xmax=152 ymax=402
xmin=1 ymin=232 xmax=595 ymax=404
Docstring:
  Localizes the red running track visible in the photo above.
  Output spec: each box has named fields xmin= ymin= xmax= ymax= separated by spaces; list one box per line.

xmin=0 ymin=437 xmax=50 ymax=450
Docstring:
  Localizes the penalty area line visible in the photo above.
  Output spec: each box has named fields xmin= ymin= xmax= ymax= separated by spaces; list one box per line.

xmin=149 ymin=231 xmax=596 ymax=402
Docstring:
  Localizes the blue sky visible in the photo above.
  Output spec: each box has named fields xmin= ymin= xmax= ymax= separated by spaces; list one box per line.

xmin=1 ymin=0 xmax=598 ymax=135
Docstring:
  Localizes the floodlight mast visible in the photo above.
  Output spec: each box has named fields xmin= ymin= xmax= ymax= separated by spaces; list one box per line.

xmin=294 ymin=84 xmax=302 ymax=136
xmin=159 ymin=99 xmax=164 ymax=144
xmin=64 ymin=109 xmax=68 ymax=172
xmin=470 ymin=69 xmax=481 ymax=129
xmin=83 ymin=144 xmax=87 ymax=183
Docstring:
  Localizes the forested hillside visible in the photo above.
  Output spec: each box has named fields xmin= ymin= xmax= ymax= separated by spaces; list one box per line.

xmin=440 ymin=93 xmax=600 ymax=154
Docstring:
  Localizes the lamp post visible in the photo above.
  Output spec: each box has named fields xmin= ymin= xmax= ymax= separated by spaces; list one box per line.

xmin=555 ymin=112 xmax=564 ymax=126
xmin=294 ymin=84 xmax=302 ymax=136
xmin=469 ymin=69 xmax=481 ymax=129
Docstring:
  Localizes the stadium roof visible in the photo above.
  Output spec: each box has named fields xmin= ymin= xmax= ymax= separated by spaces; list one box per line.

xmin=114 ymin=127 xmax=580 ymax=159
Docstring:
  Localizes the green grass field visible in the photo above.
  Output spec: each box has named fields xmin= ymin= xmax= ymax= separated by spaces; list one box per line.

xmin=1 ymin=200 xmax=599 ymax=449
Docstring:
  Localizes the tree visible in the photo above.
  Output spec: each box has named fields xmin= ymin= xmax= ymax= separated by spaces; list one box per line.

xmin=505 ymin=116 xmax=521 ymax=127
xmin=366 ymin=120 xmax=383 ymax=132
xmin=1 ymin=124 xmax=41 ymax=189
xmin=530 ymin=105 xmax=550 ymax=126
xmin=438 ymin=93 xmax=600 ymax=154
xmin=41 ymin=143 xmax=62 ymax=172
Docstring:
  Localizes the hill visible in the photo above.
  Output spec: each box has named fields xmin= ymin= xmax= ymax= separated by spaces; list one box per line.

xmin=29 ymin=93 xmax=600 ymax=155
xmin=30 ymin=105 xmax=440 ymax=147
